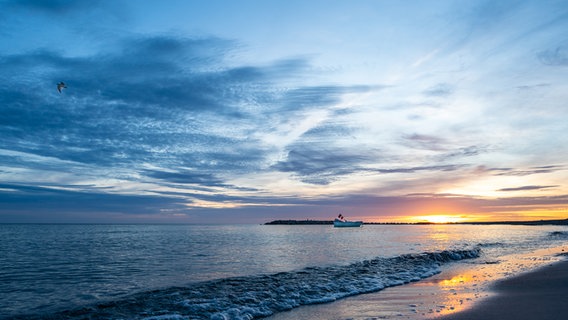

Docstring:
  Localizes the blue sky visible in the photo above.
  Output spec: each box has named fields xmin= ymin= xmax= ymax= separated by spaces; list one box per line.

xmin=1 ymin=0 xmax=567 ymax=223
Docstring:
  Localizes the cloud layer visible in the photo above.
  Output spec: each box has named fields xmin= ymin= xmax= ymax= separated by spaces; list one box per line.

xmin=1 ymin=0 xmax=567 ymax=222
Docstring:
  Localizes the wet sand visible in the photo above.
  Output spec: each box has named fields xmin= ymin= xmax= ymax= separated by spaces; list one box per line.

xmin=434 ymin=258 xmax=568 ymax=320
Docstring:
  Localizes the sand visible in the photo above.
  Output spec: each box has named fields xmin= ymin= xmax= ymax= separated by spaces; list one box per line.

xmin=434 ymin=258 xmax=568 ymax=320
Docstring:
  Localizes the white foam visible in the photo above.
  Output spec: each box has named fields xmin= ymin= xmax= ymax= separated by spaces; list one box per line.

xmin=179 ymin=248 xmax=481 ymax=320
xmin=142 ymin=315 xmax=188 ymax=320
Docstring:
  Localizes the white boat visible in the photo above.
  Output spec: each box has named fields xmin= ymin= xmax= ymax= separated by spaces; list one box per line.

xmin=333 ymin=218 xmax=363 ymax=228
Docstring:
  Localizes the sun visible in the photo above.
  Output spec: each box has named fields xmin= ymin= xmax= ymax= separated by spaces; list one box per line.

xmin=414 ymin=215 xmax=463 ymax=224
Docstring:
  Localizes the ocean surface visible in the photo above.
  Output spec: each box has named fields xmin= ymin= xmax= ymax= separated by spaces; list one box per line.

xmin=1 ymin=223 xmax=567 ymax=319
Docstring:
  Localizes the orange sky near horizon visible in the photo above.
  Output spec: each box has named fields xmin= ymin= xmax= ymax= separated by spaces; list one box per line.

xmin=356 ymin=196 xmax=568 ymax=223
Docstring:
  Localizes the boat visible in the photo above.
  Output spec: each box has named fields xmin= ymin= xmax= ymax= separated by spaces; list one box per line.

xmin=333 ymin=218 xmax=363 ymax=228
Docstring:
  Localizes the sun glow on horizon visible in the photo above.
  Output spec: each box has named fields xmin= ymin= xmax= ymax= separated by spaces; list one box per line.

xmin=410 ymin=215 xmax=466 ymax=224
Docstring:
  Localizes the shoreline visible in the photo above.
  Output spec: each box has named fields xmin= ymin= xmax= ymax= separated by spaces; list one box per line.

xmin=434 ymin=256 xmax=568 ymax=320
xmin=267 ymin=246 xmax=568 ymax=320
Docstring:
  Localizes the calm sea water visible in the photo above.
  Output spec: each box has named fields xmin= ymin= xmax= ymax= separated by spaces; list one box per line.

xmin=1 ymin=223 xmax=567 ymax=319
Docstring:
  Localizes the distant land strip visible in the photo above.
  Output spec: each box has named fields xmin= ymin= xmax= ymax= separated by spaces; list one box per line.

xmin=265 ymin=219 xmax=568 ymax=226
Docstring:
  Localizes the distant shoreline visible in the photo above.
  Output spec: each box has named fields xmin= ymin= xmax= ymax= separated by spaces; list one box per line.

xmin=264 ymin=218 xmax=568 ymax=226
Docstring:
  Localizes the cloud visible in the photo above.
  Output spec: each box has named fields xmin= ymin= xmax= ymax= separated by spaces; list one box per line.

xmin=144 ymin=169 xmax=228 ymax=186
xmin=436 ymin=145 xmax=489 ymax=161
xmin=2 ymin=1 xmax=568 ymax=223
xmin=373 ymin=164 xmax=466 ymax=174
xmin=4 ymin=0 xmax=105 ymax=13
xmin=498 ymin=185 xmax=558 ymax=192
xmin=0 ymin=32 xmax=384 ymax=199
xmin=0 ymin=35 xmax=285 ymax=170
xmin=269 ymin=115 xmax=471 ymax=185
xmin=0 ymin=0 xmax=124 ymax=41
xmin=489 ymin=165 xmax=564 ymax=176
xmin=277 ymin=85 xmax=376 ymax=111
xmin=516 ymin=83 xmax=550 ymax=90
xmin=0 ymin=183 xmax=189 ymax=218
xmin=269 ymin=117 xmax=380 ymax=185
xmin=422 ymin=83 xmax=454 ymax=97
xmin=272 ymin=147 xmax=371 ymax=185
xmin=143 ymin=169 xmax=259 ymax=192
xmin=538 ymin=46 xmax=568 ymax=66
xmin=273 ymin=141 xmax=466 ymax=185
xmin=401 ymin=133 xmax=448 ymax=151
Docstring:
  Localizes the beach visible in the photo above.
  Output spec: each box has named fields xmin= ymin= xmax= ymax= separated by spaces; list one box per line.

xmin=267 ymin=247 xmax=568 ymax=320
xmin=435 ymin=257 xmax=568 ymax=320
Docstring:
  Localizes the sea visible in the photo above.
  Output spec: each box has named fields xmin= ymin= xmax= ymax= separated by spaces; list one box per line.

xmin=1 ymin=223 xmax=567 ymax=320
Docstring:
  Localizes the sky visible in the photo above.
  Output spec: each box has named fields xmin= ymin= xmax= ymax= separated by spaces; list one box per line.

xmin=1 ymin=0 xmax=567 ymax=224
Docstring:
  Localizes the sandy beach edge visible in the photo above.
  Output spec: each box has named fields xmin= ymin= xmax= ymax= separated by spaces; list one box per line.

xmin=434 ymin=256 xmax=568 ymax=320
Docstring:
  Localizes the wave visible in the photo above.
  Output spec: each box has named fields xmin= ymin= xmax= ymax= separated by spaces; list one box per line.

xmin=17 ymin=248 xmax=481 ymax=320
xmin=547 ymin=231 xmax=568 ymax=239
xmin=477 ymin=241 xmax=506 ymax=248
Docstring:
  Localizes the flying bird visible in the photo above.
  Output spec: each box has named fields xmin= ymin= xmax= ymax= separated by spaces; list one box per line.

xmin=57 ymin=82 xmax=67 ymax=93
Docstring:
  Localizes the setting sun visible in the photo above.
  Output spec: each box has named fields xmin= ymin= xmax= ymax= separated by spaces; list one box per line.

xmin=413 ymin=215 xmax=465 ymax=224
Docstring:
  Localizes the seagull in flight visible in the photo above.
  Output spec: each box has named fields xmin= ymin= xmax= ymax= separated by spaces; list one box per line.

xmin=57 ymin=81 xmax=67 ymax=93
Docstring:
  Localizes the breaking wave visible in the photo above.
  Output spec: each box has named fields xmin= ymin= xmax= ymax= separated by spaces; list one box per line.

xmin=20 ymin=248 xmax=481 ymax=320
xmin=547 ymin=231 xmax=568 ymax=239
xmin=476 ymin=242 xmax=506 ymax=248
